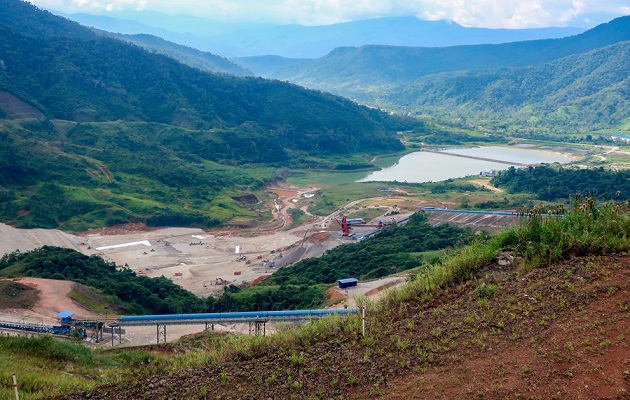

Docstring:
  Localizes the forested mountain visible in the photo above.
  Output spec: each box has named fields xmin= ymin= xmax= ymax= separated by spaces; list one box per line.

xmin=0 ymin=0 xmax=413 ymax=230
xmin=386 ymin=41 xmax=630 ymax=132
xmin=105 ymin=32 xmax=253 ymax=76
xmin=241 ymin=16 xmax=629 ymax=89
xmin=0 ymin=25 xmax=405 ymax=148
xmin=237 ymin=16 xmax=630 ymax=132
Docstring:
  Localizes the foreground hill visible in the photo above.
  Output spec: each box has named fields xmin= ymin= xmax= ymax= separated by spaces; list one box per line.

xmin=47 ymin=254 xmax=629 ymax=399
xmin=42 ymin=200 xmax=629 ymax=399
xmin=0 ymin=0 xmax=412 ymax=230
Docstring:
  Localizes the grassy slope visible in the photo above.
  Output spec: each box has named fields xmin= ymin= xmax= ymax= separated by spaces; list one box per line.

xmin=3 ymin=198 xmax=618 ymax=399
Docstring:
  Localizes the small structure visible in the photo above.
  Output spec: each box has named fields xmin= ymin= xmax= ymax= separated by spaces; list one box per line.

xmin=480 ymin=170 xmax=498 ymax=177
xmin=56 ymin=310 xmax=76 ymax=325
xmin=338 ymin=278 xmax=358 ymax=289
xmin=611 ymin=134 xmax=630 ymax=143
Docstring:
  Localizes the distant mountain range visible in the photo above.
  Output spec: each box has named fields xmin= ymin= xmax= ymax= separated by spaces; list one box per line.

xmin=60 ymin=12 xmax=584 ymax=58
xmin=237 ymin=16 xmax=630 ymax=133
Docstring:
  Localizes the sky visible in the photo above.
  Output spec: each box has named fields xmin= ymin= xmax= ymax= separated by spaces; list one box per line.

xmin=27 ymin=0 xmax=630 ymax=28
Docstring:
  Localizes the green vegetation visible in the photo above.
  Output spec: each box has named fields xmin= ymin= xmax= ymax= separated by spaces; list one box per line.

xmin=0 ymin=2 xmax=418 ymax=231
xmin=1 ymin=198 xmax=627 ymax=399
xmin=108 ymin=33 xmax=252 ymax=76
xmin=286 ymin=207 xmax=311 ymax=229
xmin=271 ymin=212 xmax=471 ymax=284
xmin=67 ymin=286 xmax=125 ymax=315
xmin=0 ymin=332 xmax=231 ymax=399
xmin=384 ymin=197 xmax=630 ymax=310
xmin=0 ymin=336 xmax=109 ymax=399
xmin=206 ymin=212 xmax=472 ymax=311
xmin=206 ymin=284 xmax=327 ymax=312
xmin=253 ymin=17 xmax=630 ymax=135
xmin=393 ymin=40 xmax=630 ymax=134
xmin=305 ymin=179 xmax=486 ymax=217
xmin=0 ymin=246 xmax=205 ymax=315
xmin=491 ymin=165 xmax=630 ymax=201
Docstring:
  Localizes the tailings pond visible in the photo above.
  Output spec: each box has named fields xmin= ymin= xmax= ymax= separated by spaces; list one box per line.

xmin=359 ymin=146 xmax=571 ymax=183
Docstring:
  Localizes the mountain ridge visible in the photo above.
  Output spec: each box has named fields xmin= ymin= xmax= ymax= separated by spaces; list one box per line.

xmin=237 ymin=16 xmax=630 ymax=133
xmin=242 ymin=16 xmax=630 ymax=85
xmin=387 ymin=40 xmax=630 ymax=132
xmin=58 ymin=12 xmax=585 ymax=58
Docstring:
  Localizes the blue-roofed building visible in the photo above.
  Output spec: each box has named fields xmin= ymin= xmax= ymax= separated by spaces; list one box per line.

xmin=56 ymin=310 xmax=76 ymax=324
xmin=338 ymin=278 xmax=358 ymax=289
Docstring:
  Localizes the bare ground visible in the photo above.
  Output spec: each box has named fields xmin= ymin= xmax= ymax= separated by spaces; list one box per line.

xmin=0 ymin=91 xmax=46 ymax=120
xmin=0 ymin=277 xmax=96 ymax=325
xmin=45 ymin=252 xmax=629 ymax=400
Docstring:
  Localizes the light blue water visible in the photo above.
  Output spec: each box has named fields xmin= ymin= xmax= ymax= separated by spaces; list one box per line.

xmin=359 ymin=146 xmax=570 ymax=183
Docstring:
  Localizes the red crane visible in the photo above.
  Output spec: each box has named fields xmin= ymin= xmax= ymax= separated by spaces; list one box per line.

xmin=341 ymin=215 xmax=350 ymax=236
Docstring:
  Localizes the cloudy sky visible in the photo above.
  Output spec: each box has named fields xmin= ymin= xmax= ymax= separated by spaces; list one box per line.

xmin=28 ymin=0 xmax=630 ymax=28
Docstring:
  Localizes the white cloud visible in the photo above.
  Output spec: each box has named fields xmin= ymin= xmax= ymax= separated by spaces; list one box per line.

xmin=29 ymin=0 xmax=630 ymax=28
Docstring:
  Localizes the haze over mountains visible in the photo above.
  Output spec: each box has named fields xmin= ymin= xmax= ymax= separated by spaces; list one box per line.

xmin=60 ymin=12 xmax=585 ymax=58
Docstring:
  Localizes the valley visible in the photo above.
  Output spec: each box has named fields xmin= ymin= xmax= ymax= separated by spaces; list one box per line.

xmin=0 ymin=1 xmax=629 ymax=398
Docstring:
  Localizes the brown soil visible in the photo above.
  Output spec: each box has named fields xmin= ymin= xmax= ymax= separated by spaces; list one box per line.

xmin=13 ymin=277 xmax=98 ymax=319
xmin=268 ymin=188 xmax=299 ymax=199
xmin=307 ymin=232 xmax=330 ymax=243
xmin=324 ymin=286 xmax=347 ymax=304
xmin=240 ymin=275 xmax=271 ymax=287
xmin=48 ymin=252 xmax=630 ymax=400
xmin=80 ymin=222 xmax=159 ymax=236
xmin=0 ymin=91 xmax=45 ymax=120
xmin=97 ymin=165 xmax=113 ymax=182
xmin=0 ymin=280 xmax=39 ymax=309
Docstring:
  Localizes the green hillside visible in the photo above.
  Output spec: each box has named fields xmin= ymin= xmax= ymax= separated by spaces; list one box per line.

xmin=1 ymin=199 xmax=626 ymax=399
xmin=0 ymin=0 xmax=414 ymax=230
xmin=240 ymin=16 xmax=630 ymax=133
xmin=389 ymin=41 xmax=630 ymax=132
xmin=245 ymin=16 xmax=629 ymax=87
xmin=0 ymin=246 xmax=205 ymax=315
xmin=106 ymin=32 xmax=253 ymax=76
